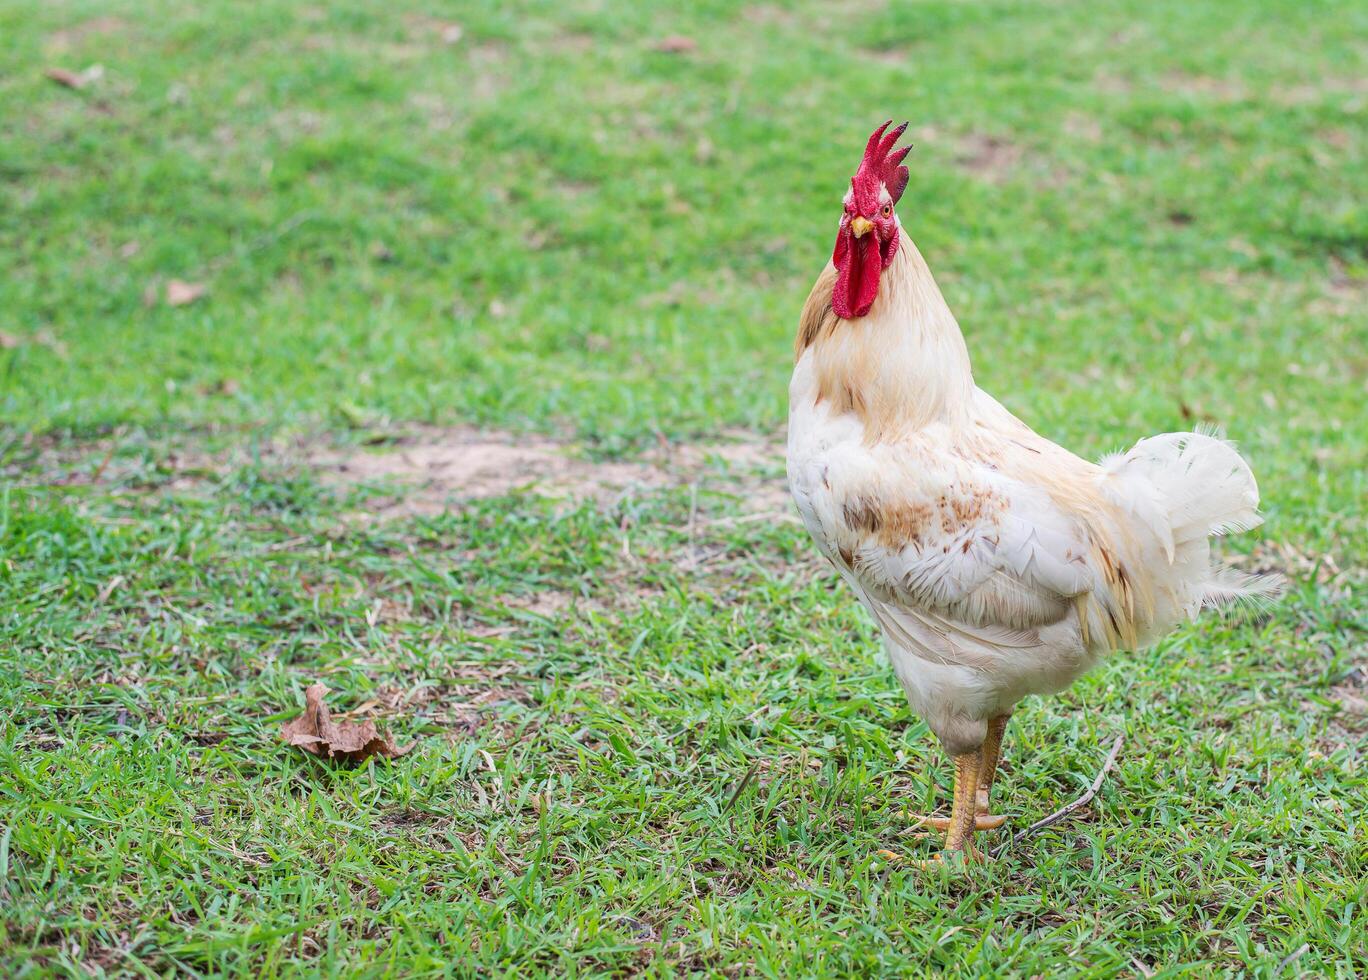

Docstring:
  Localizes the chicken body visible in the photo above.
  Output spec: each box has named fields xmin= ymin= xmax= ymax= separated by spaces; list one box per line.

xmin=788 ymin=232 xmax=1273 ymax=860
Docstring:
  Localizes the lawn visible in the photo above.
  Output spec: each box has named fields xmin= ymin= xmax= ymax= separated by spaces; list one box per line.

xmin=1 ymin=0 xmax=1365 ymax=975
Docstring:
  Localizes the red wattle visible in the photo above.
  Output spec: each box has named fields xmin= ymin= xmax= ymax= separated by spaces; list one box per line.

xmin=832 ymin=227 xmax=882 ymax=319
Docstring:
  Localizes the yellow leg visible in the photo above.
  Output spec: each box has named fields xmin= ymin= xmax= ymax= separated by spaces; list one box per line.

xmin=976 ymin=713 xmax=1011 ymax=816
xmin=881 ymin=721 xmax=1017 ymax=865
xmin=887 ymin=751 xmax=987 ymax=866
xmin=907 ymin=715 xmax=1012 ymax=833
xmin=942 ymin=750 xmax=983 ymax=857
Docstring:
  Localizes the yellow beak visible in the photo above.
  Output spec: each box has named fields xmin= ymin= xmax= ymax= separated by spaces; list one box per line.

xmin=850 ymin=216 xmax=874 ymax=238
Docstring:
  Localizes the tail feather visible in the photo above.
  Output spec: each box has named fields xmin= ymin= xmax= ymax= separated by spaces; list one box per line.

xmin=1200 ymin=565 xmax=1285 ymax=612
xmin=1105 ymin=429 xmax=1262 ymax=542
xmin=1104 ymin=429 xmax=1281 ymax=620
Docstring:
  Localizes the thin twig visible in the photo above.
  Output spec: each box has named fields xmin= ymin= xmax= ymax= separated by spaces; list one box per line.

xmin=991 ymin=734 xmax=1124 ymax=858
xmin=1278 ymin=943 xmax=1310 ymax=972
xmin=89 ymin=440 xmax=118 ymax=484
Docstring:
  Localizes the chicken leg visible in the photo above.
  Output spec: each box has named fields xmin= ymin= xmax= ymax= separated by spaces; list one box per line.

xmin=913 ymin=750 xmax=983 ymax=864
xmin=908 ymin=713 xmax=1011 ymax=833
xmin=976 ymin=713 xmax=1011 ymax=819
xmin=881 ymin=745 xmax=996 ymax=865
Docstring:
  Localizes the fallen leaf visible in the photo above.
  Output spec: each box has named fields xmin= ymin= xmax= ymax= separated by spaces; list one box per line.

xmin=437 ymin=21 xmax=463 ymax=44
xmin=166 ymin=279 xmax=207 ymax=306
xmin=45 ymin=67 xmax=86 ymax=88
xmin=0 ymin=332 xmax=21 ymax=349
xmin=654 ymin=35 xmax=697 ymax=53
xmin=45 ymin=64 xmax=103 ymax=89
xmin=280 ymin=683 xmax=413 ymax=763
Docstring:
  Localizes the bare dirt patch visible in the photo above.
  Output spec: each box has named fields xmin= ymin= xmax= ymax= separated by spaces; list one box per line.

xmin=1160 ymin=72 xmax=1249 ymax=101
xmin=743 ymin=5 xmax=800 ymax=27
xmin=1093 ymin=72 xmax=1133 ymax=95
xmin=402 ymin=14 xmax=465 ymax=46
xmin=953 ymin=133 xmax=1026 ymax=182
xmin=466 ymin=42 xmax=510 ymax=101
xmin=1273 ymin=76 xmax=1368 ymax=106
xmin=4 ymin=429 xmax=225 ymax=495
xmin=407 ymin=91 xmax=458 ymax=132
xmin=13 ymin=425 xmax=787 ymax=518
xmin=312 ymin=426 xmax=787 ymax=517
xmin=1315 ymin=664 xmax=1367 ymax=757
xmin=45 ymin=16 xmax=127 ymax=54
xmin=506 ymin=590 xmax=578 ymax=619
xmin=551 ymin=31 xmax=596 ymax=55
xmin=1063 ymin=112 xmax=1104 ymax=144
xmin=909 ymin=126 xmax=1063 ymax=186
xmin=13 ymin=426 xmax=795 ymax=665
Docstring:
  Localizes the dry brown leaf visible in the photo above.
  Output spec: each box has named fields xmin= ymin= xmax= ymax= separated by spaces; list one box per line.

xmin=654 ymin=35 xmax=697 ymax=53
xmin=45 ymin=67 xmax=87 ymax=88
xmin=45 ymin=65 xmax=103 ymax=89
xmin=166 ymin=279 xmax=208 ymax=306
xmin=280 ymin=683 xmax=413 ymax=763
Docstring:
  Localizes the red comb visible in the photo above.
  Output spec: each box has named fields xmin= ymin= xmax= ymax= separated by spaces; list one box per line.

xmin=853 ymin=120 xmax=911 ymax=206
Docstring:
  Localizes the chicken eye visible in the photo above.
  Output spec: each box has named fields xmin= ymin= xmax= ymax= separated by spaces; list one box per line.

xmin=881 ymin=203 xmax=893 ymax=218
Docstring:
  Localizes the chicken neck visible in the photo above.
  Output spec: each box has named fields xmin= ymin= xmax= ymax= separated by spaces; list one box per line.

xmin=811 ymin=236 xmax=976 ymax=442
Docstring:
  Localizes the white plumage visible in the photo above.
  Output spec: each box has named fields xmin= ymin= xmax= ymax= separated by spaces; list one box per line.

xmin=787 ymin=232 xmax=1278 ymax=759
xmin=789 ymin=123 xmax=1279 ymax=863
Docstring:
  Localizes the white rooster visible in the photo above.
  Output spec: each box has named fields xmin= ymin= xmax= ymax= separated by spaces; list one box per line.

xmin=787 ymin=121 xmax=1278 ymax=863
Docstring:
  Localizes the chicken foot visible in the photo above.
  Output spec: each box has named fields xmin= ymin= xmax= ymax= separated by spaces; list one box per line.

xmin=907 ymin=713 xmax=1012 ymax=833
xmin=913 ymin=750 xmax=984 ymax=864
xmin=876 ymin=751 xmax=986 ymax=866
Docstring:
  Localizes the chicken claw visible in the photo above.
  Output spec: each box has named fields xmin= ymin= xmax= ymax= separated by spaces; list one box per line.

xmin=907 ymin=812 xmax=1006 ymax=831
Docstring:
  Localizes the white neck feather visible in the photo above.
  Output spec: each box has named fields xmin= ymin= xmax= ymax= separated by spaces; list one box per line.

xmin=812 ymin=227 xmax=975 ymax=438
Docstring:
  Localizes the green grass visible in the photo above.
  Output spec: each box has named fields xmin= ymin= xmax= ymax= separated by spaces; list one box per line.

xmin=2 ymin=0 xmax=1365 ymax=975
